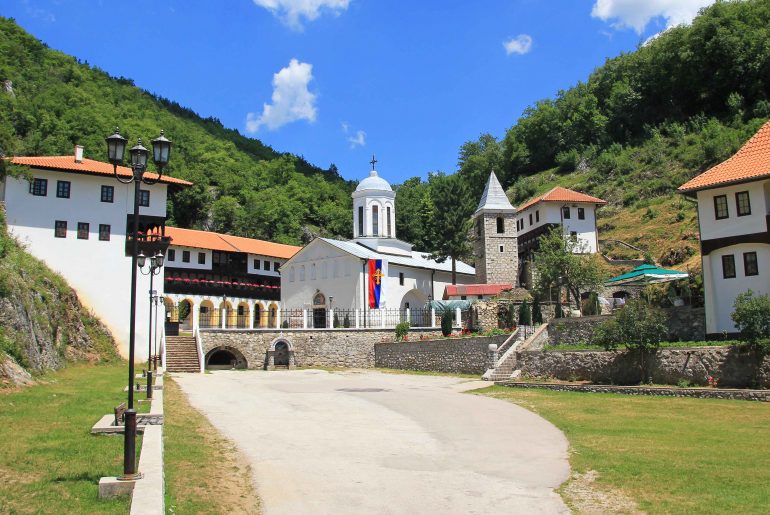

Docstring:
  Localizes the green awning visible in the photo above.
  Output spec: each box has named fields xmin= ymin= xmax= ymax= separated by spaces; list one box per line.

xmin=606 ymin=264 xmax=689 ymax=286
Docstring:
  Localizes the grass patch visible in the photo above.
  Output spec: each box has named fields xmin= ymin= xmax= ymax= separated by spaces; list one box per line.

xmin=543 ymin=340 xmax=738 ymax=352
xmin=0 ymin=362 xmax=139 ymax=514
xmin=475 ymin=385 xmax=770 ymax=513
xmin=164 ymin=376 xmax=260 ymax=514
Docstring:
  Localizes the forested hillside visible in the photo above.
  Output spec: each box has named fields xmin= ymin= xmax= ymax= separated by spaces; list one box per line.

xmin=396 ymin=0 xmax=770 ymax=270
xmin=0 ymin=17 xmax=354 ymax=245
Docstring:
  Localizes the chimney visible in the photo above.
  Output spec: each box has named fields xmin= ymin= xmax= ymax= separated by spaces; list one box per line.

xmin=74 ymin=145 xmax=84 ymax=163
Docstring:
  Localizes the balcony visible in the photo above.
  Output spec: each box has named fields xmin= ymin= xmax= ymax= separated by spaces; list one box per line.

xmin=164 ymin=276 xmax=280 ymax=301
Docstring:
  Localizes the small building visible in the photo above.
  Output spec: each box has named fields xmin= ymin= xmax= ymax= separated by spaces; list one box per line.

xmin=516 ymin=186 xmax=606 ymax=287
xmin=678 ymin=120 xmax=770 ymax=337
xmin=443 ymin=283 xmax=514 ymax=301
xmin=1 ymin=146 xmax=192 ymax=359
xmin=162 ymin=227 xmax=301 ymax=331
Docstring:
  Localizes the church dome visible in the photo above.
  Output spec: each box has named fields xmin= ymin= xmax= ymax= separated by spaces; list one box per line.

xmin=355 ymin=170 xmax=392 ymax=192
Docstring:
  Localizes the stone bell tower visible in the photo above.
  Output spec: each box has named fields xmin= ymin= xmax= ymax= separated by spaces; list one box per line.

xmin=473 ymin=171 xmax=518 ymax=285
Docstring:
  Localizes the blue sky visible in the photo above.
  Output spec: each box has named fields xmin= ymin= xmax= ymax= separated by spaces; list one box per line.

xmin=3 ymin=0 xmax=715 ymax=183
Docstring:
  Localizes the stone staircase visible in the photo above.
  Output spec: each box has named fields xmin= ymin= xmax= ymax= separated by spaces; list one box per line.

xmin=165 ymin=336 xmax=201 ymax=373
xmin=484 ymin=325 xmax=547 ymax=381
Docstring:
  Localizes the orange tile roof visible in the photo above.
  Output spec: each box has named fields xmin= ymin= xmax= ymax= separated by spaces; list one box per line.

xmin=678 ymin=120 xmax=770 ymax=193
xmin=165 ymin=226 xmax=301 ymax=259
xmin=444 ymin=284 xmax=513 ymax=298
xmin=517 ymin=186 xmax=607 ymax=212
xmin=9 ymin=155 xmax=193 ymax=186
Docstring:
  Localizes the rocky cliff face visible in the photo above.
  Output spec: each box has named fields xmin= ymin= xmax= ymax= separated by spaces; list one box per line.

xmin=0 ymin=208 xmax=118 ymax=386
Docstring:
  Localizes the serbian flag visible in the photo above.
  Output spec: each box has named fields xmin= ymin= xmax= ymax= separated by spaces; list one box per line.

xmin=368 ymin=259 xmax=383 ymax=308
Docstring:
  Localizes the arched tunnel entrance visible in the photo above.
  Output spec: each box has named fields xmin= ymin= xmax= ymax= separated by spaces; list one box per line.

xmin=205 ymin=346 xmax=248 ymax=370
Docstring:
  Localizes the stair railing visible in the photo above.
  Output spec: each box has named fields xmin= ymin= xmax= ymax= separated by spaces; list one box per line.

xmin=194 ymin=327 xmax=204 ymax=373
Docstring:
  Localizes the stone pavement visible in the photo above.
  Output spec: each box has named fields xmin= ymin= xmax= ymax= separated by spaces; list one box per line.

xmin=174 ymin=370 xmax=570 ymax=515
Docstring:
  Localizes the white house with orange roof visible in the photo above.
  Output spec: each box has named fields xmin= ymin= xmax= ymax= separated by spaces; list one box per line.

xmin=678 ymin=120 xmax=770 ymax=337
xmin=162 ymin=226 xmax=300 ymax=332
xmin=1 ymin=145 xmax=192 ymax=360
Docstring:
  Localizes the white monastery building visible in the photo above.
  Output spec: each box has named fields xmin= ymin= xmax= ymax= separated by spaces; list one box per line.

xmin=1 ymin=146 xmax=192 ymax=360
xmin=280 ymin=165 xmax=476 ymax=320
xmin=678 ymin=120 xmax=770 ymax=337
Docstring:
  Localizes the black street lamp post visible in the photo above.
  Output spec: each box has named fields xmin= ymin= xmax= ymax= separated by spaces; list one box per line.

xmin=106 ymin=127 xmax=171 ymax=481
xmin=139 ymin=251 xmax=164 ymax=371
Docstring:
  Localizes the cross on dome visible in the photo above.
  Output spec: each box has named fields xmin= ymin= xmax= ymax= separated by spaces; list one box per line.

xmin=370 ymin=154 xmax=377 ymax=170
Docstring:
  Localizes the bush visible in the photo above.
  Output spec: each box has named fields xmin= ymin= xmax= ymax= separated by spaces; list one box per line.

xmin=281 ymin=320 xmax=289 ymax=329
xmin=731 ymin=290 xmax=770 ymax=350
xmin=343 ymin=314 xmax=350 ymax=328
xmin=582 ymin=292 xmax=600 ymax=316
xmin=440 ymin=310 xmax=453 ymax=337
xmin=518 ymin=300 xmax=532 ymax=326
xmin=532 ymin=297 xmax=543 ymax=324
xmin=333 ymin=313 xmax=340 ymax=328
xmin=395 ymin=321 xmax=410 ymax=341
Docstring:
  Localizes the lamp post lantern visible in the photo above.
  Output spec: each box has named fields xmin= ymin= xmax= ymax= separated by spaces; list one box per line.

xmin=106 ymin=127 xmax=171 ymax=481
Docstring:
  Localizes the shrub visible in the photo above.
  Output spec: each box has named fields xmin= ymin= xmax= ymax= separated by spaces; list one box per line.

xmin=395 ymin=321 xmax=410 ymax=341
xmin=281 ymin=320 xmax=289 ymax=329
xmin=333 ymin=313 xmax=340 ymax=328
xmin=505 ymin=304 xmax=516 ymax=329
xmin=343 ymin=314 xmax=351 ymax=328
xmin=440 ymin=310 xmax=453 ymax=337
xmin=532 ymin=297 xmax=543 ymax=324
xmin=582 ymin=292 xmax=600 ymax=316
xmin=731 ymin=290 xmax=770 ymax=351
xmin=518 ymin=300 xmax=532 ymax=326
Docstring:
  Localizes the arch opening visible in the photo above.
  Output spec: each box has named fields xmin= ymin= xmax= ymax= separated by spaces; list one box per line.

xmin=205 ymin=346 xmax=247 ymax=370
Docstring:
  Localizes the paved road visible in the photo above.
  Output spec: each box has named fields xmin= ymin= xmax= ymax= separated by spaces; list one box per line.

xmin=174 ymin=370 xmax=570 ymax=514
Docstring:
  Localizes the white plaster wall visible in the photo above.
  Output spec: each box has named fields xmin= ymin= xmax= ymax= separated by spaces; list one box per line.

xmin=247 ymin=254 xmax=282 ymax=276
xmin=165 ymin=245 xmax=212 ymax=270
xmin=517 ymin=203 xmax=599 ymax=253
xmin=704 ymin=244 xmax=770 ymax=334
xmin=4 ymin=169 xmax=168 ymax=360
xmin=697 ymin=181 xmax=769 ymax=240
xmin=352 ymin=191 xmax=396 ymax=238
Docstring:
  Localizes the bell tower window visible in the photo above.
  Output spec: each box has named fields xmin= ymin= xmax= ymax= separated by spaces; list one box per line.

xmin=387 ymin=206 xmax=392 ymax=237
xmin=372 ymin=205 xmax=379 ymax=236
xmin=358 ymin=206 xmax=364 ymax=236
xmin=496 ymin=217 xmax=504 ymax=233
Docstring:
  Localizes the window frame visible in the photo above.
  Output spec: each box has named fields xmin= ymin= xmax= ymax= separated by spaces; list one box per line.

xmin=101 ymin=185 xmax=114 ymax=203
xmin=528 ymin=213 xmax=533 ymax=226
xmin=535 ymin=210 xmax=539 ymax=223
xmin=578 ymin=207 xmax=585 ymax=220
xmin=167 ymin=249 xmax=176 ymax=261
xmin=714 ymin=195 xmax=729 ymax=220
xmin=56 ymin=180 xmax=71 ymax=199
xmin=721 ymin=254 xmax=736 ymax=279
xmin=30 ymin=178 xmax=48 ymax=196
xmin=139 ymin=189 xmax=150 ymax=207
xmin=54 ymin=220 xmax=67 ymax=238
xmin=358 ymin=206 xmax=364 ymax=236
xmin=497 ymin=217 xmax=505 ymax=233
xmin=273 ymin=261 xmax=280 ymax=272
xmin=182 ymin=250 xmax=191 ymax=263
xmin=743 ymin=251 xmax=759 ymax=277
xmin=264 ymin=260 xmax=270 ymax=271
xmin=399 ymin=272 xmax=404 ymax=286
xmin=735 ymin=191 xmax=751 ymax=217
xmin=254 ymin=259 xmax=261 ymax=270
xmin=77 ymin=222 xmax=89 ymax=240
xmin=198 ymin=252 xmax=206 ymax=265
xmin=562 ymin=206 xmax=571 ymax=219
xmin=98 ymin=224 xmax=111 ymax=241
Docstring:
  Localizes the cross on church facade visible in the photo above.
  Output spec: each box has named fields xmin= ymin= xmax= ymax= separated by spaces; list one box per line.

xmin=372 ymin=267 xmax=384 ymax=285
xmin=370 ymin=154 xmax=377 ymax=170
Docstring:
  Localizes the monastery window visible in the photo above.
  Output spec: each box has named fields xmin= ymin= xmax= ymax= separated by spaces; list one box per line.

xmin=499 ymin=245 xmax=504 ymax=253
xmin=372 ymin=205 xmax=379 ymax=236
xmin=289 ymin=267 xmax=295 ymax=282
xmin=182 ymin=250 xmax=190 ymax=263
xmin=264 ymin=260 xmax=270 ymax=271
xmin=311 ymin=263 xmax=317 ymax=280
xmin=528 ymin=213 xmax=532 ymax=226
xmin=30 ymin=178 xmax=47 ymax=196
xmin=399 ymin=272 xmax=404 ymax=286
xmin=274 ymin=262 xmax=280 ymax=272
xmin=139 ymin=189 xmax=150 ymax=207
xmin=300 ymin=265 xmax=306 ymax=281
xmin=387 ymin=207 xmax=392 ymax=237
xmin=168 ymin=249 xmax=176 ymax=261
xmin=744 ymin=252 xmax=758 ymax=276
xmin=497 ymin=217 xmax=505 ymax=233
xmin=101 ymin=185 xmax=114 ymax=203
xmin=54 ymin=220 xmax=67 ymax=238
xmin=714 ymin=195 xmax=729 ymax=220
xmin=254 ymin=259 xmax=260 ymax=270
xmin=56 ymin=180 xmax=71 ymax=199
xmin=77 ymin=222 xmax=89 ymax=240
xmin=562 ymin=206 xmax=571 ymax=219
xmin=736 ymin=191 xmax=751 ymax=217
xmin=461 ymin=295 xmax=467 ymax=300
xmin=198 ymin=252 xmax=206 ymax=265
xmin=578 ymin=207 xmax=585 ymax=220
xmin=535 ymin=210 xmax=539 ymax=223
xmin=358 ymin=206 xmax=364 ymax=236
xmin=99 ymin=224 xmax=111 ymax=241
xmin=721 ymin=254 xmax=736 ymax=279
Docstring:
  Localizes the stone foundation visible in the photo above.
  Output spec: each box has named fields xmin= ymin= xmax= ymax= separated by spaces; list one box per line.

xmin=517 ymin=346 xmax=770 ymax=388
xmin=374 ymin=334 xmax=510 ymax=375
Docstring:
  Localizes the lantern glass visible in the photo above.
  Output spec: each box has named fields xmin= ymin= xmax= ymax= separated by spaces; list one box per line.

xmin=137 ymin=251 xmax=147 ymax=268
xmin=130 ymin=140 xmax=149 ymax=169
xmin=149 ymin=254 xmax=158 ymax=269
xmin=151 ymin=131 xmax=171 ymax=167
xmin=155 ymin=252 xmax=165 ymax=268
xmin=105 ymin=128 xmax=127 ymax=165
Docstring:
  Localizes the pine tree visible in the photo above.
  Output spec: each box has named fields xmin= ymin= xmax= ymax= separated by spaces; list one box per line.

xmin=518 ymin=300 xmax=532 ymax=326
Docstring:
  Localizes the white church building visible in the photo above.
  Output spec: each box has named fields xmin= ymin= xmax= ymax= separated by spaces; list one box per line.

xmin=280 ymin=166 xmax=476 ymax=321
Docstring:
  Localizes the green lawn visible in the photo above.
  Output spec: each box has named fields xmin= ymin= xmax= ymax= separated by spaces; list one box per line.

xmin=476 ymin=386 xmax=770 ymax=513
xmin=0 ymin=362 xmax=141 ymax=514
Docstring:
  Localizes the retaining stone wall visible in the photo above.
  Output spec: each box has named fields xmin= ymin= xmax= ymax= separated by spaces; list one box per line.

xmin=547 ymin=307 xmax=706 ymax=345
xmin=200 ymin=328 xmax=444 ymax=369
xmin=497 ymin=382 xmax=770 ymax=402
xmin=375 ymin=334 xmax=509 ymax=375
xmin=516 ymin=346 xmax=770 ymax=388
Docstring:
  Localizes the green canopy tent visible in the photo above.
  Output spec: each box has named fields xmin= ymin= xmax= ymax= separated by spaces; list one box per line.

xmin=605 ymin=264 xmax=689 ymax=286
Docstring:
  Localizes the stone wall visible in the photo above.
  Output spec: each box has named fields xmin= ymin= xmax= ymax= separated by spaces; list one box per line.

xmin=375 ymin=334 xmax=510 ymax=375
xmin=516 ymin=346 xmax=770 ymax=388
xmin=498 ymin=382 xmax=770 ymax=402
xmin=547 ymin=307 xmax=706 ymax=345
xmin=471 ymin=299 xmax=556 ymax=332
xmin=200 ymin=328 xmax=444 ymax=370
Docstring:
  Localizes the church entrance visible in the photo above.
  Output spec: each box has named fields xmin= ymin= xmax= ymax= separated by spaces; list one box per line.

xmin=312 ymin=291 xmax=327 ymax=328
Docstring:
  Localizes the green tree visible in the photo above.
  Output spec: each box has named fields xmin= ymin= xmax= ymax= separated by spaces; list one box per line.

xmin=532 ymin=297 xmax=543 ymax=324
xmin=533 ymin=228 xmax=607 ymax=310
xmin=428 ymin=174 xmax=473 ymax=284
xmin=731 ymin=290 xmax=770 ymax=351
xmin=518 ymin=300 xmax=532 ymax=326
xmin=441 ymin=310 xmax=453 ymax=337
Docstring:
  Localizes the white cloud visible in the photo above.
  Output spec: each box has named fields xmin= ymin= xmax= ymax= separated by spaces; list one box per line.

xmin=246 ymin=59 xmax=317 ymax=132
xmin=347 ymin=130 xmax=366 ymax=148
xmin=252 ymin=0 xmax=350 ymax=30
xmin=591 ymin=0 xmax=716 ymax=34
xmin=503 ymin=34 xmax=533 ymax=56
